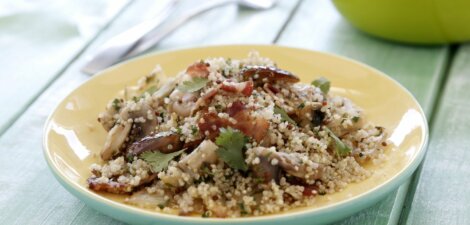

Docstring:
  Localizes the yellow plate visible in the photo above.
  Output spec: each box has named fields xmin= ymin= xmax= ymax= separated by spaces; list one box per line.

xmin=43 ymin=45 xmax=428 ymax=225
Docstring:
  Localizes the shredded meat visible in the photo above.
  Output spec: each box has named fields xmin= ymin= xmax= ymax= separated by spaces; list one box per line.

xmin=198 ymin=102 xmax=268 ymax=142
xmin=186 ymin=62 xmax=210 ymax=78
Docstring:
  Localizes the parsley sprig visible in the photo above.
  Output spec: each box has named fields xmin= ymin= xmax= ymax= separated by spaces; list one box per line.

xmin=312 ymin=77 xmax=330 ymax=94
xmin=177 ymin=77 xmax=209 ymax=92
xmin=140 ymin=149 xmax=185 ymax=173
xmin=274 ymin=106 xmax=297 ymax=125
xmin=324 ymin=127 xmax=351 ymax=157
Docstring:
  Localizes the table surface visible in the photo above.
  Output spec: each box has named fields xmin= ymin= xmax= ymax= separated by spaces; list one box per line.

xmin=0 ymin=0 xmax=468 ymax=224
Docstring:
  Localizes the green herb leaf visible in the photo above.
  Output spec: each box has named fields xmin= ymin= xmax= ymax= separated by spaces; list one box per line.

xmin=274 ymin=106 xmax=297 ymax=125
xmin=324 ymin=127 xmax=351 ymax=157
xmin=112 ymin=98 xmax=121 ymax=111
xmin=311 ymin=77 xmax=330 ymax=94
xmin=177 ymin=77 xmax=209 ymax=92
xmin=215 ymin=128 xmax=248 ymax=171
xmin=140 ymin=149 xmax=185 ymax=173
xmin=352 ymin=116 xmax=360 ymax=123
xmin=191 ymin=125 xmax=199 ymax=135
xmin=214 ymin=104 xmax=223 ymax=111
xmin=132 ymin=96 xmax=139 ymax=102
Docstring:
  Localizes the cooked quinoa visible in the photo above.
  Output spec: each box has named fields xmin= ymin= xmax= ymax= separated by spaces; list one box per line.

xmin=88 ymin=52 xmax=389 ymax=218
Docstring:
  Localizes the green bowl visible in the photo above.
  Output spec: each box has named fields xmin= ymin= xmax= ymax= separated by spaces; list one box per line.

xmin=332 ymin=0 xmax=470 ymax=44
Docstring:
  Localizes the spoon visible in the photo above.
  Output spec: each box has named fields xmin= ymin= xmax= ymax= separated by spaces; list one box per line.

xmin=81 ymin=0 xmax=277 ymax=75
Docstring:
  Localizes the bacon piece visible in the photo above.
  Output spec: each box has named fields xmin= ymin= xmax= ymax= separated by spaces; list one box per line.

xmin=220 ymin=81 xmax=253 ymax=97
xmin=202 ymin=88 xmax=218 ymax=102
xmin=198 ymin=102 xmax=269 ymax=142
xmin=241 ymin=80 xmax=254 ymax=96
xmin=226 ymin=101 xmax=245 ymax=117
xmin=232 ymin=111 xmax=269 ymax=142
xmin=227 ymin=101 xmax=268 ymax=142
xmin=191 ymin=88 xmax=219 ymax=114
xmin=193 ymin=81 xmax=253 ymax=114
xmin=198 ymin=113 xmax=230 ymax=140
xmin=186 ymin=62 xmax=210 ymax=78
xmin=302 ymin=184 xmax=319 ymax=196
xmin=220 ymin=84 xmax=237 ymax=93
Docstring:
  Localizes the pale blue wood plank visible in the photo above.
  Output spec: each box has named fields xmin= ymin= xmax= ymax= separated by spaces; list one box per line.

xmin=0 ymin=0 xmax=300 ymax=224
xmin=403 ymin=45 xmax=470 ymax=225
xmin=0 ymin=0 xmax=130 ymax=135
xmin=276 ymin=0 xmax=449 ymax=224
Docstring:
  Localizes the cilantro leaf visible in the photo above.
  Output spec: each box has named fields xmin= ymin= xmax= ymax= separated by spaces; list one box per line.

xmin=191 ymin=125 xmax=199 ymax=135
xmin=274 ymin=106 xmax=297 ymax=125
xmin=215 ymin=128 xmax=248 ymax=171
xmin=112 ymin=98 xmax=121 ymax=111
xmin=352 ymin=116 xmax=360 ymax=123
xmin=140 ymin=149 xmax=185 ymax=173
xmin=324 ymin=127 xmax=351 ymax=157
xmin=177 ymin=77 xmax=209 ymax=92
xmin=311 ymin=77 xmax=330 ymax=94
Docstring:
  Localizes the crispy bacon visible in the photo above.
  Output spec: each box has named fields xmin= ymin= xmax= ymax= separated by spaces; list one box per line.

xmin=302 ymin=184 xmax=319 ymax=196
xmin=198 ymin=113 xmax=230 ymax=140
xmin=198 ymin=102 xmax=269 ymax=142
xmin=192 ymin=88 xmax=219 ymax=114
xmin=203 ymin=88 xmax=219 ymax=101
xmin=186 ymin=62 xmax=210 ymax=78
xmin=193 ymin=81 xmax=253 ymax=113
xmin=232 ymin=110 xmax=269 ymax=142
xmin=220 ymin=84 xmax=237 ymax=93
xmin=241 ymin=80 xmax=254 ymax=96
xmin=226 ymin=101 xmax=245 ymax=117
xmin=220 ymin=81 xmax=253 ymax=97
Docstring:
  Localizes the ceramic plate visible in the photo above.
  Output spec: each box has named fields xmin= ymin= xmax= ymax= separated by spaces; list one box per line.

xmin=43 ymin=45 xmax=428 ymax=225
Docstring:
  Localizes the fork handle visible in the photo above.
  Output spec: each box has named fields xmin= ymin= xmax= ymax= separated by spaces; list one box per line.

xmin=125 ymin=0 xmax=238 ymax=58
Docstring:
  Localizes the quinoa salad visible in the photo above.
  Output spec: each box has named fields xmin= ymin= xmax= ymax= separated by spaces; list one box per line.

xmin=88 ymin=52 xmax=389 ymax=218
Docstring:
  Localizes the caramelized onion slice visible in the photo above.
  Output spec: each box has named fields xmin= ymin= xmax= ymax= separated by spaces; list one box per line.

xmin=241 ymin=66 xmax=300 ymax=84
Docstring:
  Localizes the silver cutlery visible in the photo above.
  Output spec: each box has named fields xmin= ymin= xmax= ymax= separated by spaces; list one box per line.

xmin=81 ymin=0 xmax=276 ymax=75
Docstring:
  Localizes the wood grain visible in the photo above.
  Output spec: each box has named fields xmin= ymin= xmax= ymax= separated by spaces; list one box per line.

xmin=0 ymin=0 xmax=299 ymax=224
xmin=276 ymin=0 xmax=449 ymax=224
xmin=402 ymin=45 xmax=470 ymax=225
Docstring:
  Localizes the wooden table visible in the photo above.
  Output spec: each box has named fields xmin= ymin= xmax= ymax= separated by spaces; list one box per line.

xmin=1 ymin=0 xmax=467 ymax=224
